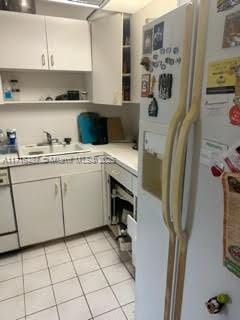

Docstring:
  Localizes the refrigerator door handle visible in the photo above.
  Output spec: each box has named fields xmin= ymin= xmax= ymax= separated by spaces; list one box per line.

xmin=162 ymin=2 xmax=193 ymax=237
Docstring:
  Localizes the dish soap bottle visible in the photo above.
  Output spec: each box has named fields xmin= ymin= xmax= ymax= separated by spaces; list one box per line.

xmin=3 ymin=80 xmax=13 ymax=101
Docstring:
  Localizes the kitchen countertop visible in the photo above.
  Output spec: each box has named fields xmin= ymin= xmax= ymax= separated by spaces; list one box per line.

xmin=88 ymin=143 xmax=138 ymax=176
xmin=0 ymin=143 xmax=138 ymax=176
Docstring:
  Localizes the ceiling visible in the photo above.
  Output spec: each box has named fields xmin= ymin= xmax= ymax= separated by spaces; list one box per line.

xmin=38 ymin=0 xmax=154 ymax=16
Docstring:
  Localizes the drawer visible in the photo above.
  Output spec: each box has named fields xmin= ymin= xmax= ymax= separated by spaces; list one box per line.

xmin=106 ymin=163 xmax=132 ymax=191
xmin=10 ymin=161 xmax=102 ymax=184
xmin=0 ymin=233 xmax=19 ymax=254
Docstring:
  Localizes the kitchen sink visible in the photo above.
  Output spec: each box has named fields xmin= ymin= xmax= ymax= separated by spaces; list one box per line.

xmin=18 ymin=143 xmax=91 ymax=158
xmin=0 ymin=145 xmax=18 ymax=155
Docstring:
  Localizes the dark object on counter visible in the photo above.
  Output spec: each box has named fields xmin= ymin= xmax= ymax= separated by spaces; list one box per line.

xmin=93 ymin=117 xmax=108 ymax=145
xmin=77 ymin=112 xmax=99 ymax=144
xmin=0 ymin=0 xmax=36 ymax=13
xmin=45 ymin=96 xmax=53 ymax=101
xmin=64 ymin=138 xmax=72 ymax=145
xmin=132 ymin=138 xmax=138 ymax=151
xmin=67 ymin=90 xmax=80 ymax=101
xmin=55 ymin=94 xmax=68 ymax=101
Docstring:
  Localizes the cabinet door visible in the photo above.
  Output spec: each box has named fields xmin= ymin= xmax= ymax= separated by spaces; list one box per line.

xmin=92 ymin=14 xmax=123 ymax=105
xmin=45 ymin=16 xmax=92 ymax=71
xmin=13 ymin=178 xmax=64 ymax=247
xmin=0 ymin=187 xmax=16 ymax=234
xmin=62 ymin=171 xmax=104 ymax=236
xmin=0 ymin=11 xmax=48 ymax=70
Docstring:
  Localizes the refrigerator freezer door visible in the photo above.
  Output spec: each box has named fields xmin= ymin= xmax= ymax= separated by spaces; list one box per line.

xmin=180 ymin=1 xmax=240 ymax=319
xmin=136 ymin=4 xmax=194 ymax=320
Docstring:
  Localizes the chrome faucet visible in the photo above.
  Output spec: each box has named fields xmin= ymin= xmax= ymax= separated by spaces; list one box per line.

xmin=43 ymin=131 xmax=59 ymax=145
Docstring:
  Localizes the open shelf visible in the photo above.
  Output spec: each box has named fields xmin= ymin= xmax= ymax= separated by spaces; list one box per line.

xmin=2 ymin=100 xmax=90 ymax=105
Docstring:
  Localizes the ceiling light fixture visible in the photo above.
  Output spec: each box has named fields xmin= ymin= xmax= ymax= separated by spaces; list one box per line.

xmin=45 ymin=0 xmax=107 ymax=9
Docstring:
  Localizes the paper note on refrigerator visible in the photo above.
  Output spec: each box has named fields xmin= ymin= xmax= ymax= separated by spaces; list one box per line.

xmin=207 ymin=57 xmax=240 ymax=94
xmin=222 ymin=173 xmax=240 ymax=278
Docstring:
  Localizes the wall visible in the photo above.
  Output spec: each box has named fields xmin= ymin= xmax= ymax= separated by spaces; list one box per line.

xmin=0 ymin=103 xmax=139 ymax=145
xmin=131 ymin=0 xmax=178 ymax=102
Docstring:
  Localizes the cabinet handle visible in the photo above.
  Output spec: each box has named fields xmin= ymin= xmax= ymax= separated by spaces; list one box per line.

xmin=50 ymin=55 xmax=54 ymax=66
xmin=55 ymin=183 xmax=58 ymax=195
xmin=41 ymin=54 xmax=45 ymax=66
xmin=64 ymin=182 xmax=68 ymax=194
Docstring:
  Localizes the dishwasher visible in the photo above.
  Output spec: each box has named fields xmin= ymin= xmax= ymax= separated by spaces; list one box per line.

xmin=0 ymin=169 xmax=19 ymax=253
xmin=109 ymin=176 xmax=135 ymax=255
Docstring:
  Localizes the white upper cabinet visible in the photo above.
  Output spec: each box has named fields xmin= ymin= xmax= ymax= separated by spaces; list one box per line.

xmin=45 ymin=17 xmax=92 ymax=72
xmin=92 ymin=13 xmax=123 ymax=105
xmin=0 ymin=11 xmax=48 ymax=70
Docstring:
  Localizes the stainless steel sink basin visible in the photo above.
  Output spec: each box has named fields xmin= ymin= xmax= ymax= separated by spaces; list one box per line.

xmin=18 ymin=143 xmax=90 ymax=158
xmin=0 ymin=145 xmax=18 ymax=155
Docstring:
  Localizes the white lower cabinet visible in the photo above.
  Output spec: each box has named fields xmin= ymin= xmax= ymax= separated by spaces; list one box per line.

xmin=62 ymin=171 xmax=104 ymax=236
xmin=13 ymin=178 xmax=64 ymax=247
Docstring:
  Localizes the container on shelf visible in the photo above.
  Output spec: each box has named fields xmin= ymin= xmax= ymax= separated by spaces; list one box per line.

xmin=10 ymin=80 xmax=21 ymax=101
xmin=3 ymin=80 xmax=12 ymax=101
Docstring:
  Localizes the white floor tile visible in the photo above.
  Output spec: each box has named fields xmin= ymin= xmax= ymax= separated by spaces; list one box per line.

xmin=26 ymin=306 xmax=58 ymax=320
xmin=106 ymin=237 xmax=118 ymax=249
xmin=0 ymin=295 xmax=25 ymax=320
xmin=53 ymin=277 xmax=83 ymax=304
xmin=50 ymin=262 xmax=76 ymax=284
xmin=45 ymin=241 xmax=66 ymax=254
xmin=74 ymin=255 xmax=99 ymax=276
xmin=103 ymin=230 xmax=112 ymax=239
xmin=46 ymin=249 xmax=70 ymax=268
xmin=22 ymin=247 xmax=45 ymax=260
xmin=122 ymin=303 xmax=135 ymax=320
xmin=95 ymin=250 xmax=120 ymax=268
xmin=88 ymin=239 xmax=112 ymax=254
xmin=25 ymin=286 xmax=55 ymax=315
xmin=58 ymin=296 xmax=91 ymax=320
xmin=23 ymin=255 xmax=47 ymax=275
xmin=86 ymin=287 xmax=119 ymax=317
xmin=102 ymin=263 xmax=131 ymax=285
xmin=85 ymin=231 xmax=105 ymax=242
xmin=65 ymin=237 xmax=87 ymax=248
xmin=24 ymin=269 xmax=51 ymax=293
xmin=79 ymin=270 xmax=108 ymax=294
xmin=94 ymin=308 xmax=126 ymax=320
xmin=0 ymin=277 xmax=23 ymax=302
xmin=68 ymin=244 xmax=92 ymax=261
xmin=112 ymin=279 xmax=135 ymax=306
xmin=0 ymin=253 xmax=22 ymax=267
xmin=0 ymin=262 xmax=22 ymax=281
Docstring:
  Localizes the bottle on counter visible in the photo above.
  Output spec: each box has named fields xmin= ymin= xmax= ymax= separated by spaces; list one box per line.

xmin=6 ymin=129 xmax=17 ymax=145
xmin=0 ymin=129 xmax=6 ymax=146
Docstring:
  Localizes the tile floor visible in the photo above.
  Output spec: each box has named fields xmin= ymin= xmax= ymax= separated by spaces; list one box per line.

xmin=0 ymin=229 xmax=135 ymax=320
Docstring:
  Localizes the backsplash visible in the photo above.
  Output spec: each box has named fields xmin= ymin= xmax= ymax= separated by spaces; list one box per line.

xmin=0 ymin=103 xmax=139 ymax=145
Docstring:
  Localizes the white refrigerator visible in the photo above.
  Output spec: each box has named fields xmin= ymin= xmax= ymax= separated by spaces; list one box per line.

xmin=135 ymin=1 xmax=240 ymax=320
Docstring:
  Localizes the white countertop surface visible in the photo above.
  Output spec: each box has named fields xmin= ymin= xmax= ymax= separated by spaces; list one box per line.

xmin=88 ymin=143 xmax=138 ymax=176
xmin=0 ymin=143 xmax=138 ymax=176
